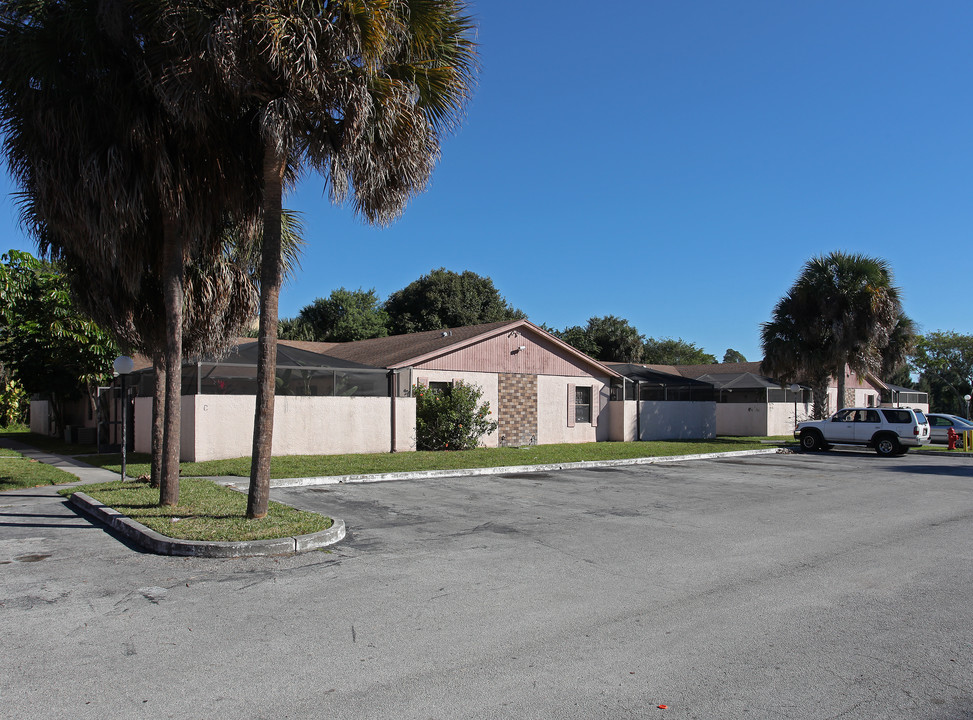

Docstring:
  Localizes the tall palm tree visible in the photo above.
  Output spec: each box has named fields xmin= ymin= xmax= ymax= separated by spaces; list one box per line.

xmin=0 ymin=0 xmax=262 ymax=504
xmin=762 ymin=252 xmax=912 ymax=417
xmin=163 ymin=0 xmax=478 ymax=518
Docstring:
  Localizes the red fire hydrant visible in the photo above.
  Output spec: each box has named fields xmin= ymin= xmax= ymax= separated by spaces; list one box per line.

xmin=947 ymin=427 xmax=959 ymax=450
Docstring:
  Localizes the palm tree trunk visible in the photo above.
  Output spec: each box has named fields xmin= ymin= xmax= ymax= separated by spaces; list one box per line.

xmin=836 ymin=364 xmax=847 ymax=410
xmin=812 ymin=381 xmax=829 ymax=419
xmin=150 ymin=352 xmax=165 ymax=489
xmin=247 ymin=145 xmax=286 ymax=520
xmin=160 ymin=215 xmax=184 ymax=507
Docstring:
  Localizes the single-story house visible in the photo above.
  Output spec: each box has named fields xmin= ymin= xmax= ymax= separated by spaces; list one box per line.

xmin=312 ymin=319 xmax=622 ymax=449
xmin=105 ymin=319 xmax=633 ymax=461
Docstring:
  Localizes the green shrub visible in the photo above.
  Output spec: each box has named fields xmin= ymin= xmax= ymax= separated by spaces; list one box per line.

xmin=414 ymin=381 xmax=499 ymax=451
xmin=0 ymin=376 xmax=29 ymax=428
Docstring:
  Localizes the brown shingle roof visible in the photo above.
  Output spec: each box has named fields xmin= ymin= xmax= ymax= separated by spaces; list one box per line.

xmin=307 ymin=320 xmax=518 ymax=368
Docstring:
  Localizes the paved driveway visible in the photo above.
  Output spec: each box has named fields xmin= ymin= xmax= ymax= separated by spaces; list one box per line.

xmin=2 ymin=451 xmax=972 ymax=719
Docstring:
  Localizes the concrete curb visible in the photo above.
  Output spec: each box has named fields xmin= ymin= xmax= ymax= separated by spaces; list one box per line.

xmin=68 ymin=491 xmax=345 ymax=558
xmin=257 ymin=448 xmax=784 ymax=489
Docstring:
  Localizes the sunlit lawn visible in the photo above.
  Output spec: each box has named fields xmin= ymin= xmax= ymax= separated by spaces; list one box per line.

xmin=59 ymin=478 xmax=332 ymax=542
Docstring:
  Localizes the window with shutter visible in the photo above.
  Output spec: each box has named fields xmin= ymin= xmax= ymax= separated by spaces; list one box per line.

xmin=575 ymin=386 xmax=591 ymax=424
xmin=567 ymin=384 xmax=576 ymax=427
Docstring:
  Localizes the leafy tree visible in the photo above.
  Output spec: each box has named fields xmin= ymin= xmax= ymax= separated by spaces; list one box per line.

xmin=585 ymin=316 xmax=644 ymax=362
xmin=643 ymin=337 xmax=716 ymax=365
xmin=297 ymin=288 xmax=389 ymax=342
xmin=552 ymin=316 xmax=644 ymax=362
xmin=385 ymin=269 xmax=524 ymax=335
xmin=414 ymin=381 xmax=498 ymax=451
xmin=0 ymin=251 xmax=117 ymax=434
xmin=722 ymin=348 xmax=747 ymax=364
xmin=761 ymin=252 xmax=912 ymax=417
xmin=910 ymin=331 xmax=973 ymax=416
xmin=275 ymin=317 xmax=314 ymax=341
xmin=555 ymin=325 xmax=601 ymax=358
xmin=0 ymin=366 xmax=28 ymax=428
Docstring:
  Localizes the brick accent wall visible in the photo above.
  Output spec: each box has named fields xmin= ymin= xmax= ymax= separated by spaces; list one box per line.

xmin=498 ymin=373 xmax=538 ymax=447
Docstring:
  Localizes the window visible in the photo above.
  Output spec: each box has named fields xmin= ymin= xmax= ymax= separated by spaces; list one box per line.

xmin=863 ymin=410 xmax=881 ymax=423
xmin=575 ymin=386 xmax=592 ymax=423
xmin=881 ymin=409 xmax=911 ymax=424
xmin=428 ymin=381 xmax=451 ymax=396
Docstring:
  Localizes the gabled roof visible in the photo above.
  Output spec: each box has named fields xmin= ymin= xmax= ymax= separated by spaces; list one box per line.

xmin=316 ymin=319 xmax=620 ymax=377
xmin=311 ymin=321 xmax=514 ymax=368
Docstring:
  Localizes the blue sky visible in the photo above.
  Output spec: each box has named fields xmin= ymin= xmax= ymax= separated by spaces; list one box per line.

xmin=2 ymin=1 xmax=971 ymax=362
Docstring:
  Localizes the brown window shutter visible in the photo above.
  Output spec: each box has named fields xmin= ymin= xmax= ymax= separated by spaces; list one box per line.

xmin=590 ymin=386 xmax=599 ymax=427
xmin=417 ymin=377 xmax=429 ymax=387
xmin=567 ymin=384 xmax=576 ymax=427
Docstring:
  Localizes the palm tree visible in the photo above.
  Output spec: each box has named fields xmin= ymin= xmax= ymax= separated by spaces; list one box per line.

xmin=0 ymin=0 xmax=262 ymax=504
xmin=163 ymin=0 xmax=478 ymax=518
xmin=762 ymin=252 xmax=912 ymax=417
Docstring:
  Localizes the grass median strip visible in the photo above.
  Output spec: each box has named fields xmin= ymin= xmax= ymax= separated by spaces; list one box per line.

xmin=59 ymin=478 xmax=332 ymax=542
xmin=84 ymin=437 xmax=781 ymax=479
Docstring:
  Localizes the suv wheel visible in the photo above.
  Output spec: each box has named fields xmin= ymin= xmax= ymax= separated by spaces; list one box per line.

xmin=800 ymin=431 xmax=822 ymax=451
xmin=875 ymin=434 xmax=901 ymax=457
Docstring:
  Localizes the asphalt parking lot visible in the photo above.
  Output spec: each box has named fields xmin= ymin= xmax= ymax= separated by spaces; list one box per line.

xmin=2 ymin=450 xmax=971 ymax=719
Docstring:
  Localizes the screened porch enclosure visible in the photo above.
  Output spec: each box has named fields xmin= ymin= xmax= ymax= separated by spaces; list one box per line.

xmin=134 ymin=342 xmax=410 ymax=399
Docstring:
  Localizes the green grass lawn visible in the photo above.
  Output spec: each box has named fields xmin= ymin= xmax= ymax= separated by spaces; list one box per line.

xmin=59 ymin=478 xmax=332 ymax=542
xmin=3 ymin=426 xmax=785 ymax=488
xmin=80 ymin=436 xmax=780 ymax=479
xmin=0 ymin=447 xmax=81 ymax=491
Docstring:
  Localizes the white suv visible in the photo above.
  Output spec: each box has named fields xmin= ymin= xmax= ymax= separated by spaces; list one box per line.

xmin=795 ymin=407 xmax=931 ymax=457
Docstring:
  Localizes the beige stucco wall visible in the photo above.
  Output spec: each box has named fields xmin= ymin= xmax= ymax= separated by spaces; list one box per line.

xmin=29 ymin=400 xmax=50 ymax=435
xmin=608 ymin=401 xmax=638 ymax=442
xmin=134 ymin=396 xmax=195 ymax=459
xmin=413 ymin=369 xmax=500 ymax=447
xmin=766 ymin=401 xmax=811 ymax=436
xmin=136 ymin=394 xmax=416 ymax=462
xmin=536 ymin=375 xmax=610 ymax=444
xmin=716 ymin=403 xmax=768 ymax=436
xmin=716 ymin=402 xmax=810 ymax=436
xmin=639 ymin=401 xmax=716 ymax=440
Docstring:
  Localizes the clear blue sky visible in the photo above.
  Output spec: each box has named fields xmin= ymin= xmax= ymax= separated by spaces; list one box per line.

xmin=2 ymin=1 xmax=971 ymax=362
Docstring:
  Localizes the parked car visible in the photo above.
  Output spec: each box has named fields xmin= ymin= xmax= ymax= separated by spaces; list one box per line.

xmin=795 ymin=407 xmax=931 ymax=457
xmin=925 ymin=413 xmax=973 ymax=446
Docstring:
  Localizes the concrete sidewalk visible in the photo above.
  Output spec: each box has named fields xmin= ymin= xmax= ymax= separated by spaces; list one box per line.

xmin=0 ymin=436 xmax=123 ymax=485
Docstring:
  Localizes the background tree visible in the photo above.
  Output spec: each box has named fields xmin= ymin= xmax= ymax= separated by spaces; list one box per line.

xmin=587 ymin=316 xmax=644 ymax=362
xmin=385 ymin=268 xmax=523 ymax=335
xmin=722 ymin=348 xmax=747 ymax=364
xmin=643 ymin=337 xmax=717 ymax=365
xmin=761 ymin=252 xmax=912 ymax=417
xmin=910 ymin=331 xmax=973 ymax=417
xmin=552 ymin=316 xmax=644 ymax=362
xmin=554 ymin=325 xmax=601 ymax=358
xmin=0 ymin=251 xmax=117 ymax=434
xmin=297 ymin=288 xmax=389 ymax=342
xmin=275 ymin=317 xmax=314 ymax=341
